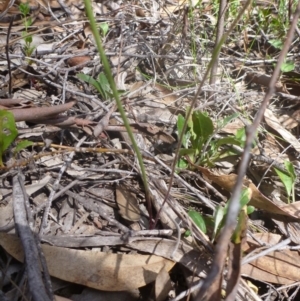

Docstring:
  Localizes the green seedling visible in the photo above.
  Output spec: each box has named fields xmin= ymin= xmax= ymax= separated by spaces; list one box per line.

xmin=177 ymin=110 xmax=244 ymax=168
xmin=77 ymin=72 xmax=124 ymax=100
xmin=19 ymin=2 xmax=35 ymax=58
xmin=184 ymin=188 xmax=253 ymax=242
xmin=98 ymin=22 xmax=109 ymax=37
xmin=0 ymin=110 xmax=34 ymax=167
xmin=184 ymin=209 xmax=207 ymax=237
xmin=280 ymin=60 xmax=295 ymax=73
xmin=14 ymin=139 xmax=34 ymax=155
xmin=0 ymin=111 xmax=18 ymax=167
xmin=212 ymin=188 xmax=252 ymax=243
xmin=274 ymin=160 xmax=297 ymax=203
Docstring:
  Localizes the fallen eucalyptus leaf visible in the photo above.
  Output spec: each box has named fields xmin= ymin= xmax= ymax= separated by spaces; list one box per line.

xmin=0 ymin=233 xmax=174 ymax=291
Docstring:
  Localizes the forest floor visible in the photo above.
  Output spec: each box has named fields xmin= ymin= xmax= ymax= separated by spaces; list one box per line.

xmin=1 ymin=0 xmax=300 ymax=300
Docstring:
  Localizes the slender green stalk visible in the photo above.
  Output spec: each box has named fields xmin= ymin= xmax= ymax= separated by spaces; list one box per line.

xmin=83 ymin=0 xmax=150 ymax=201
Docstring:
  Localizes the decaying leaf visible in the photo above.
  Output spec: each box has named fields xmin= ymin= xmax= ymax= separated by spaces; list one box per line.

xmin=195 ymin=165 xmax=300 ymax=219
xmin=242 ymin=233 xmax=300 ymax=284
xmin=279 ymin=114 xmax=299 ymax=130
xmin=219 ymin=119 xmax=244 ymax=135
xmin=116 ymin=186 xmax=141 ymax=221
xmin=67 ymin=56 xmax=91 ymax=68
xmin=264 ymin=108 xmax=300 ymax=152
xmin=0 ymin=233 xmax=174 ymax=291
xmin=155 ymin=266 xmax=172 ymax=301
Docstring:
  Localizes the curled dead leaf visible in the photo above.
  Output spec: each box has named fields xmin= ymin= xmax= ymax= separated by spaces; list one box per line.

xmin=67 ymin=56 xmax=91 ymax=68
xmin=195 ymin=165 xmax=300 ymax=219
xmin=264 ymin=108 xmax=300 ymax=152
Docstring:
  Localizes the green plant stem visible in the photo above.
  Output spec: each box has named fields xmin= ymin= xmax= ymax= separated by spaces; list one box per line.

xmin=83 ymin=0 xmax=150 ymax=204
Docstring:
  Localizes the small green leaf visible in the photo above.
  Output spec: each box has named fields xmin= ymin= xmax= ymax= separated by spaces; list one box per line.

xmin=177 ymin=114 xmax=190 ymax=148
xmin=177 ymin=158 xmax=188 ymax=169
xmin=0 ymin=110 xmax=18 ymax=166
xmin=239 ymin=188 xmax=252 ymax=208
xmin=232 ymin=209 xmax=247 ymax=244
xmin=281 ymin=61 xmax=295 ymax=73
xmin=25 ymin=35 xmax=32 ymax=44
xmin=97 ymin=72 xmax=112 ymax=98
xmin=217 ymin=113 xmax=239 ymax=129
xmin=235 ymin=127 xmax=246 ymax=146
xmin=188 ymin=210 xmax=207 ymax=234
xmin=19 ymin=2 xmax=30 ymax=15
xmin=192 ymin=111 xmax=214 ymax=142
xmin=246 ymin=206 xmax=255 ymax=215
xmin=284 ymin=160 xmax=296 ymax=181
xmin=212 ymin=205 xmax=226 ymax=242
xmin=178 ymin=148 xmax=196 ymax=157
xmin=77 ymin=73 xmax=105 ymax=98
xmin=269 ymin=39 xmax=283 ymax=49
xmin=14 ymin=140 xmax=34 ymax=155
xmin=274 ymin=167 xmax=293 ymax=198
xmin=77 ymin=73 xmax=93 ymax=84
xmin=215 ymin=137 xmax=243 ymax=149
xmin=184 ymin=230 xmax=191 ymax=237
xmin=99 ymin=22 xmax=109 ymax=36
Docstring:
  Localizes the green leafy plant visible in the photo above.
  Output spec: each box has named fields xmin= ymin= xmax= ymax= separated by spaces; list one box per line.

xmin=177 ymin=110 xmax=243 ymax=168
xmin=0 ymin=110 xmax=33 ymax=167
xmin=212 ymin=188 xmax=253 ymax=243
xmin=19 ymin=1 xmax=35 ymax=58
xmin=274 ymin=160 xmax=297 ymax=203
xmin=185 ymin=188 xmax=253 ymax=242
xmin=77 ymin=72 xmax=124 ymax=100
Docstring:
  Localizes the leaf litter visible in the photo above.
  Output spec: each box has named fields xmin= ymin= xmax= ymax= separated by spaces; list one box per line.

xmin=1 ymin=0 xmax=300 ymax=301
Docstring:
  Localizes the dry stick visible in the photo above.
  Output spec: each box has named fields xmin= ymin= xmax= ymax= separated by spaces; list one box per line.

xmin=154 ymin=0 xmax=252 ymax=228
xmin=196 ymin=2 xmax=300 ymax=300
xmin=209 ymin=0 xmax=227 ymax=96
xmin=13 ymin=173 xmax=52 ymax=301
xmin=6 ymin=15 xmax=14 ymax=97
xmin=242 ymin=238 xmax=291 ymax=265
xmin=9 ymin=101 xmax=76 ymax=122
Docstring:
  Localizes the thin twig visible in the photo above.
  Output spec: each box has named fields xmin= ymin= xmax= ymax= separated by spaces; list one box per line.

xmin=6 ymin=15 xmax=14 ymax=97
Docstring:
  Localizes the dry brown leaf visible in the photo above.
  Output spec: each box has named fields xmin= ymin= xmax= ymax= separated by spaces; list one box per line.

xmin=220 ymin=119 xmax=244 ymax=135
xmin=67 ymin=56 xmax=90 ymax=68
xmin=155 ymin=267 xmax=172 ymax=301
xmin=152 ymin=84 xmax=178 ymax=105
xmin=129 ymin=81 xmax=178 ymax=106
xmin=0 ymin=201 xmax=13 ymax=227
xmin=279 ymin=114 xmax=299 ymax=130
xmin=0 ymin=233 xmax=174 ymax=291
xmin=264 ymin=108 xmax=300 ymax=152
xmin=195 ymin=165 xmax=300 ymax=218
xmin=242 ymin=264 xmax=294 ymax=285
xmin=242 ymin=233 xmax=300 ymax=284
xmin=116 ymin=186 xmax=141 ymax=222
